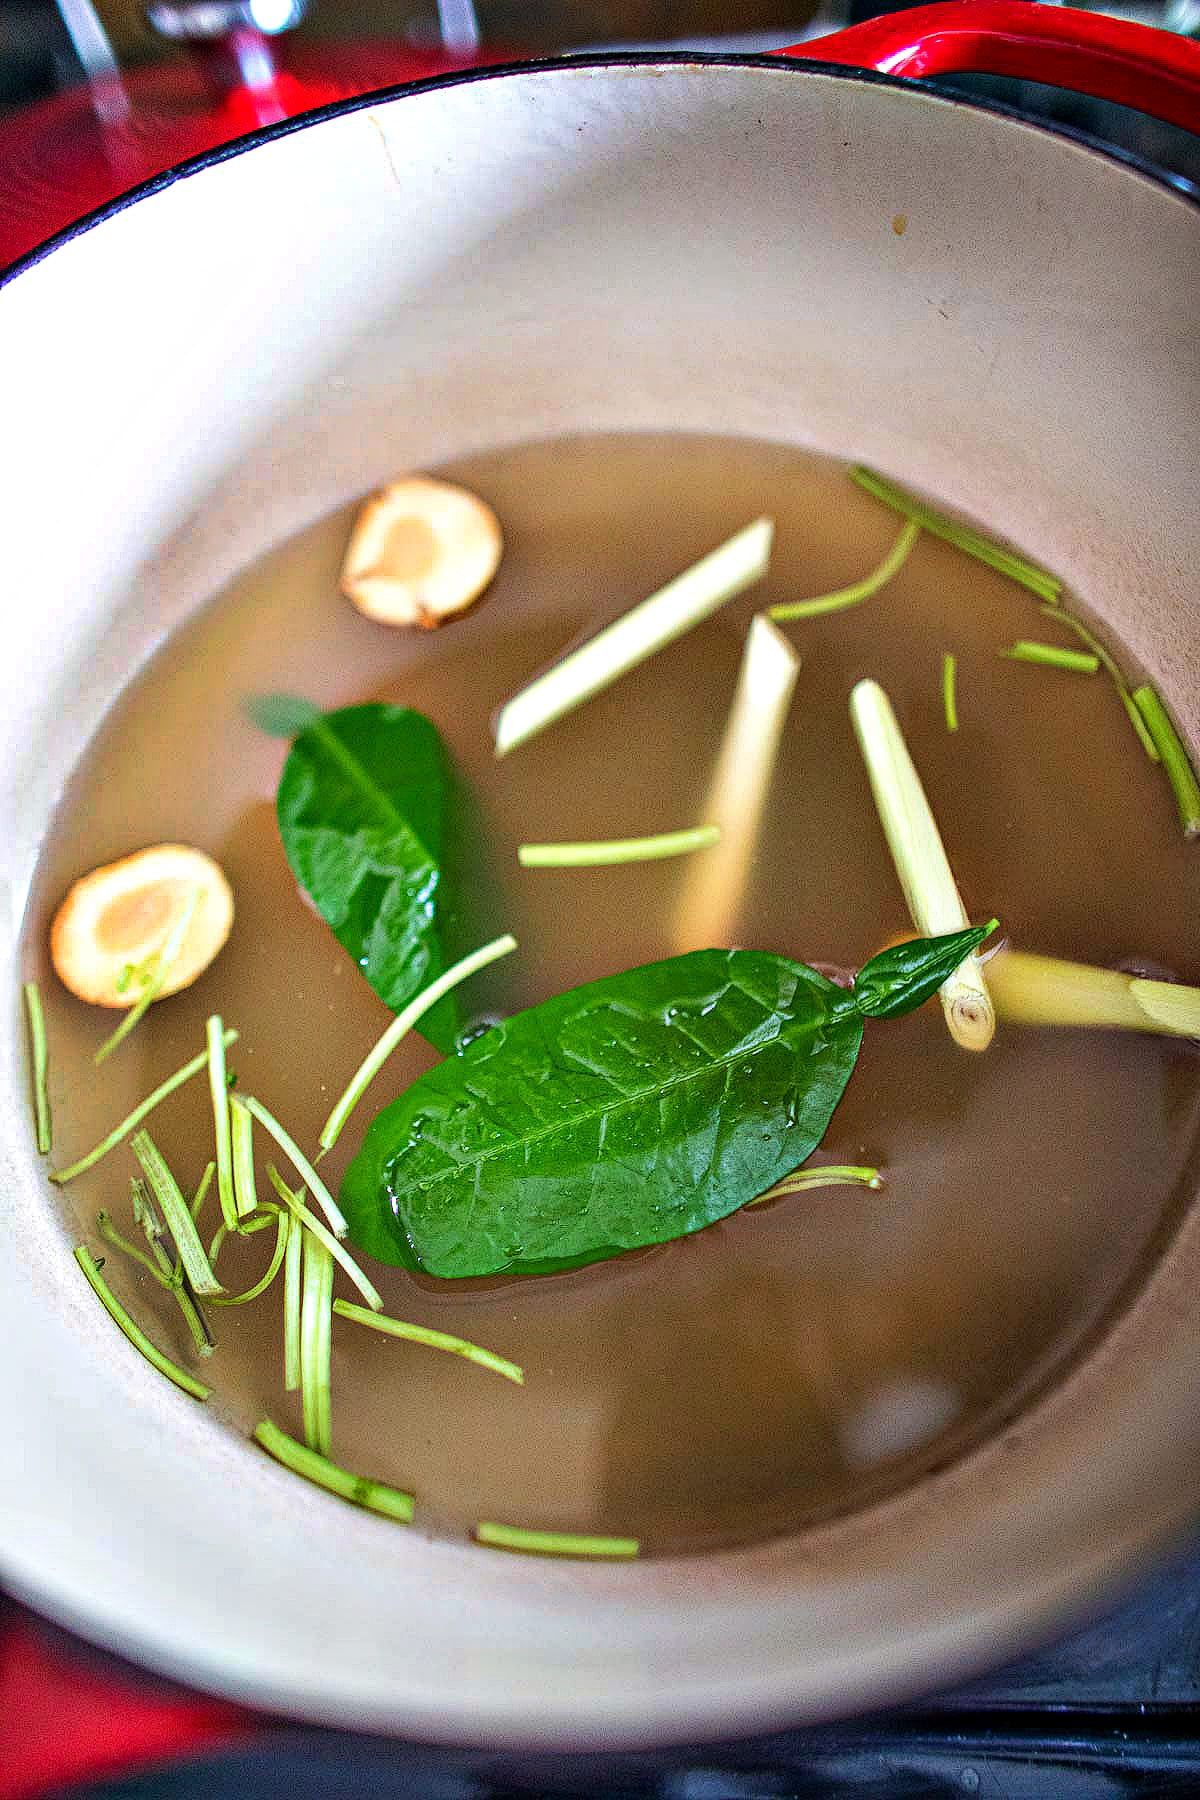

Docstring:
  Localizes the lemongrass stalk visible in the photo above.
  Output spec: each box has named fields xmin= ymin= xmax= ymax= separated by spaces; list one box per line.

xmin=211 ymin=1213 xmax=290 ymax=1306
xmin=206 ymin=1015 xmax=238 ymax=1231
xmin=74 ymin=1248 xmax=210 ymax=1401
xmin=265 ymin=1164 xmax=381 ymax=1311
xmin=254 ymin=1420 xmax=413 ymax=1522
xmin=987 ymin=948 xmax=1200 ymax=1038
xmin=850 ymin=467 xmax=1060 ymax=601
xmin=283 ymin=1212 xmax=303 ymax=1392
xmin=242 ymin=1095 xmax=346 ymax=1237
xmin=942 ymin=653 xmax=958 ymax=733
xmin=849 ymin=680 xmax=994 ymax=1051
xmin=748 ymin=1165 xmax=883 ymax=1206
xmin=475 ymin=1522 xmax=639 ymax=1558
xmin=332 ymin=1299 xmax=524 ymax=1385
xmin=131 ymin=1130 xmax=223 ymax=1296
xmin=494 ymin=518 xmax=773 ymax=756
xmin=319 ymin=934 xmax=518 ymax=1155
xmin=1039 ymin=602 xmax=1159 ymax=761
xmin=22 ymin=981 xmax=51 ymax=1153
xmin=768 ymin=518 xmax=919 ymax=621
xmin=1001 ymin=640 xmax=1099 ymax=674
xmin=49 ymin=1030 xmax=238 ymax=1184
xmin=1133 ymin=686 xmax=1200 ymax=839
xmin=300 ymin=1230 xmax=333 ymax=1456
xmin=518 ymin=826 xmax=718 ymax=869
xmin=672 ymin=614 xmax=801 ymax=954
xmin=130 ymin=1179 xmax=214 ymax=1356
xmin=229 ymin=1096 xmax=258 ymax=1220
xmin=94 ymin=887 xmax=199 ymax=1066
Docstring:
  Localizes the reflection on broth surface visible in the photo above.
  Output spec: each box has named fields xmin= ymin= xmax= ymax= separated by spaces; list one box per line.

xmin=25 ymin=432 xmax=1200 ymax=1553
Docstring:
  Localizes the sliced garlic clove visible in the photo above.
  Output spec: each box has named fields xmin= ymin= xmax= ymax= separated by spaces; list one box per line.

xmin=341 ymin=476 xmax=503 ymax=628
xmin=50 ymin=843 xmax=234 ymax=1008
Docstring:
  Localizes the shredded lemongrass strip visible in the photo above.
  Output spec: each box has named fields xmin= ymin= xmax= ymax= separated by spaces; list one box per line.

xmin=1133 ymin=686 xmax=1200 ymax=839
xmin=942 ymin=653 xmax=958 ymax=733
xmin=74 ymin=1248 xmax=211 ymax=1401
xmin=206 ymin=1016 xmax=237 ymax=1230
xmin=98 ymin=1210 xmax=172 ymax=1285
xmin=131 ymin=1179 xmax=214 ymax=1355
xmin=254 ymin=1420 xmax=413 ymax=1522
xmin=1038 ymin=602 xmax=1159 ymax=761
xmin=94 ymin=887 xmax=199 ymax=1066
xmin=332 ymin=1299 xmax=524 ymax=1385
xmin=319 ymin=934 xmax=518 ymax=1155
xmin=208 ymin=1209 xmax=278 ymax=1264
xmin=190 ymin=1161 xmax=215 ymax=1222
xmin=300 ymin=1230 xmax=333 ymax=1456
xmin=265 ymin=1165 xmax=382 ymax=1311
xmin=494 ymin=518 xmax=774 ymax=757
xmin=229 ymin=1096 xmax=258 ymax=1219
xmin=985 ymin=948 xmax=1200 ymax=1037
xmin=50 ymin=1030 xmax=238 ymax=1184
xmin=132 ymin=1130 xmax=224 ymax=1297
xmin=283 ymin=1212 xmax=303 ymax=1392
xmin=850 ymin=680 xmax=994 ymax=1052
xmin=242 ymin=1096 xmax=347 ymax=1237
xmin=22 ymin=981 xmax=51 ymax=1153
xmin=850 ymin=467 xmax=1061 ymax=601
xmin=1001 ymin=640 xmax=1099 ymax=674
xmin=748 ymin=1165 xmax=883 ymax=1205
xmin=518 ymin=827 xmax=718 ymax=870
xmin=211 ymin=1213 xmax=290 ymax=1307
xmin=475 ymin=1522 xmax=639 ymax=1559
xmin=672 ymin=614 xmax=801 ymax=954
xmin=768 ymin=519 xmax=920 ymax=622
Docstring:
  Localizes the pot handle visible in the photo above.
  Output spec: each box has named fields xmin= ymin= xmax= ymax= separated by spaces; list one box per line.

xmin=778 ymin=0 xmax=1200 ymax=134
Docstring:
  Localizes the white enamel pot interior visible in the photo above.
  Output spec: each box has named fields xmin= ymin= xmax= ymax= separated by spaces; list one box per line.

xmin=3 ymin=54 xmax=1200 ymax=1748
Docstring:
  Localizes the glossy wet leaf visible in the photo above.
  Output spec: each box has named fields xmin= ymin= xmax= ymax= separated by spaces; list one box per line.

xmin=341 ymin=926 xmax=989 ymax=1278
xmin=276 ymin=705 xmax=459 ymax=1051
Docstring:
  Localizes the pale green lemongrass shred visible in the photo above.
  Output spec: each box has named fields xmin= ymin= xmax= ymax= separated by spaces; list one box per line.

xmin=768 ymin=518 xmax=920 ymax=622
xmin=850 ymin=467 xmax=1061 ymax=602
xmin=283 ymin=1211 xmax=303 ymax=1392
xmin=254 ymin=1420 xmax=413 ymax=1522
xmin=131 ymin=1129 xmax=224 ymax=1297
xmin=22 ymin=981 xmax=51 ymax=1153
xmin=748 ymin=1165 xmax=883 ymax=1207
xmin=49 ymin=1030 xmax=238 ymax=1184
xmin=242 ymin=1095 xmax=347 ymax=1237
xmin=109 ymin=1186 xmax=214 ymax=1357
xmin=1001 ymin=640 xmax=1099 ymax=674
xmin=94 ymin=887 xmax=200 ymax=1066
xmin=300 ymin=1230 xmax=334 ymax=1457
xmin=206 ymin=1016 xmax=238 ymax=1230
xmin=265 ymin=1165 xmax=381 ymax=1311
xmin=332 ymin=1298 xmax=524 ymax=1385
xmin=1040 ymin=603 xmax=1160 ymax=761
xmin=211 ymin=1212 xmax=290 ymax=1307
xmin=1133 ymin=686 xmax=1200 ymax=838
xmin=319 ymin=933 xmax=518 ymax=1155
xmin=208 ymin=1207 xmax=278 ymax=1265
xmin=517 ymin=827 xmax=719 ymax=870
xmin=190 ymin=1161 xmax=216 ymax=1222
xmin=493 ymin=517 xmax=773 ymax=757
xmin=229 ymin=1095 xmax=258 ymax=1219
xmin=475 ymin=1521 xmax=639 ymax=1559
xmin=74 ymin=1248 xmax=210 ymax=1401
xmin=942 ymin=652 xmax=958 ymax=733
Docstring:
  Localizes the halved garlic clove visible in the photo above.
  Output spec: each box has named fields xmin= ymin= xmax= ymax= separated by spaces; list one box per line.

xmin=341 ymin=476 xmax=503 ymax=628
xmin=50 ymin=844 xmax=234 ymax=1008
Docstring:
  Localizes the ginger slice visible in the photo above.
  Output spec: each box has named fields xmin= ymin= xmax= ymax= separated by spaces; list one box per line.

xmin=341 ymin=476 xmax=503 ymax=628
xmin=50 ymin=844 xmax=234 ymax=1008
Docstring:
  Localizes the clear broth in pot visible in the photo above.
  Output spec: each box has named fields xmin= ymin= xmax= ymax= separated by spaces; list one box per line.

xmin=25 ymin=432 xmax=1200 ymax=1553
